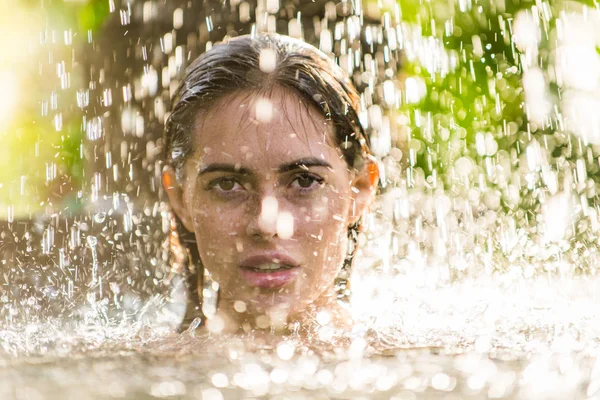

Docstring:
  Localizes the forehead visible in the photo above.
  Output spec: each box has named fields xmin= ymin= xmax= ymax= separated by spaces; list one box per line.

xmin=190 ymin=87 xmax=345 ymax=168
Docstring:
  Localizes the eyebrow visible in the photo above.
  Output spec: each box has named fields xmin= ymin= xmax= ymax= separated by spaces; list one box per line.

xmin=198 ymin=157 xmax=332 ymax=175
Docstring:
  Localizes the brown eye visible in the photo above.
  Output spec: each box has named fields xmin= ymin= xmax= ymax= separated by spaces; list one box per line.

xmin=291 ymin=173 xmax=323 ymax=192
xmin=297 ymin=175 xmax=315 ymax=188
xmin=206 ymin=177 xmax=246 ymax=197
xmin=218 ymin=179 xmax=236 ymax=191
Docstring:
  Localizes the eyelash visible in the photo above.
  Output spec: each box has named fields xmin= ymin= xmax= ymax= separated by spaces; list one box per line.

xmin=206 ymin=173 xmax=324 ymax=196
xmin=289 ymin=173 xmax=324 ymax=194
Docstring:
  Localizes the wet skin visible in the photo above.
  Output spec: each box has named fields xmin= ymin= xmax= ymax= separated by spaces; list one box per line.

xmin=164 ymin=86 xmax=375 ymax=332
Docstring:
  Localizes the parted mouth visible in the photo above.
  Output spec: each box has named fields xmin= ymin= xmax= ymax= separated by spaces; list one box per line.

xmin=239 ymin=252 xmax=300 ymax=272
xmin=241 ymin=263 xmax=296 ymax=272
xmin=238 ymin=252 xmax=301 ymax=289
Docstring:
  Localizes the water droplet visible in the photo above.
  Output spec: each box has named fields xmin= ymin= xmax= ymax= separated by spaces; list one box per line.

xmin=94 ymin=212 xmax=107 ymax=224
xmin=259 ymin=48 xmax=277 ymax=73
xmin=86 ymin=235 xmax=98 ymax=247
xmin=76 ymin=89 xmax=89 ymax=109
xmin=173 ymin=8 xmax=183 ymax=30
xmin=233 ymin=300 xmax=247 ymax=313
xmin=276 ymin=342 xmax=295 ymax=360
xmin=276 ymin=211 xmax=294 ymax=239
xmin=86 ymin=117 xmax=103 ymax=141
xmin=255 ymin=98 xmax=273 ymax=123
xmin=266 ymin=0 xmax=279 ymax=14
xmin=259 ymin=195 xmax=278 ymax=230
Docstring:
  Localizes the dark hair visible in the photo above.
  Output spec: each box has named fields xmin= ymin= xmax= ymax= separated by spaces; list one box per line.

xmin=164 ymin=33 xmax=370 ymax=177
xmin=163 ymin=33 xmax=371 ymax=324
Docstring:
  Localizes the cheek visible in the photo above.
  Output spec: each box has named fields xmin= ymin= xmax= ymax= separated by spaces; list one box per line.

xmin=299 ymin=188 xmax=349 ymax=231
xmin=295 ymin=190 xmax=350 ymax=263
xmin=188 ymin=200 xmax=246 ymax=260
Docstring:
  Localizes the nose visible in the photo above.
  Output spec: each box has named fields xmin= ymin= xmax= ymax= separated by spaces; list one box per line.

xmin=246 ymin=195 xmax=278 ymax=241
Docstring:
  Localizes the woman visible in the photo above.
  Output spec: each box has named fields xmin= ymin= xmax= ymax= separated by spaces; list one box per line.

xmin=162 ymin=33 xmax=378 ymax=338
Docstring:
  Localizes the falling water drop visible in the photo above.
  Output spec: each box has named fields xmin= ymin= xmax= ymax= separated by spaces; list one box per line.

xmin=255 ymin=98 xmax=273 ymax=123
xmin=94 ymin=212 xmax=107 ymax=224
xmin=86 ymin=235 xmax=100 ymax=303
xmin=276 ymin=211 xmax=294 ymax=239
xmin=259 ymin=48 xmax=277 ymax=73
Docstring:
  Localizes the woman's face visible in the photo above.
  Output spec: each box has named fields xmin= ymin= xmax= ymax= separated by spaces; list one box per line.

xmin=165 ymin=87 xmax=373 ymax=321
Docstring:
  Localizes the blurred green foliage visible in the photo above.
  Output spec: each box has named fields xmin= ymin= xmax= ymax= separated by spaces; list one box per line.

xmin=76 ymin=0 xmax=111 ymax=33
xmin=386 ymin=0 xmax=600 ymax=272
xmin=393 ymin=0 xmax=528 ymax=183
xmin=0 ymin=0 xmax=110 ymax=217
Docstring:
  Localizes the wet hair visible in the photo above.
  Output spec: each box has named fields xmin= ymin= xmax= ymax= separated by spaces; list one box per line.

xmin=163 ymin=33 xmax=371 ymax=323
xmin=164 ymin=33 xmax=371 ymax=177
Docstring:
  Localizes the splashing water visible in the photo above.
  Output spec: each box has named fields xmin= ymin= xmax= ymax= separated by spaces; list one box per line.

xmin=86 ymin=235 xmax=100 ymax=304
xmin=2 ymin=0 xmax=600 ymax=398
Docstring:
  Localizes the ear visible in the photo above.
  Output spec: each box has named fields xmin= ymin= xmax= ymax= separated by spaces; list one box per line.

xmin=348 ymin=156 xmax=379 ymax=225
xmin=162 ymin=166 xmax=195 ymax=233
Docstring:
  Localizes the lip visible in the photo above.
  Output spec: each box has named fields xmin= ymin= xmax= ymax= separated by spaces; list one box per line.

xmin=239 ymin=252 xmax=300 ymax=269
xmin=239 ymin=252 xmax=301 ymax=289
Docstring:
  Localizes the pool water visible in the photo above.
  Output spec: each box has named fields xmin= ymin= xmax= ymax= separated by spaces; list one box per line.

xmin=3 ymin=274 xmax=600 ymax=399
